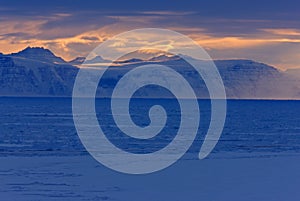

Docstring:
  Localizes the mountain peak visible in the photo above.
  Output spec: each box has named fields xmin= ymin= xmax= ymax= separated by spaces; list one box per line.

xmin=148 ymin=54 xmax=180 ymax=62
xmin=17 ymin=46 xmax=53 ymax=55
xmin=68 ymin=57 xmax=86 ymax=65
xmin=114 ymin=58 xmax=143 ymax=64
xmin=10 ymin=46 xmax=66 ymax=64
xmin=118 ymin=49 xmax=174 ymax=61
xmin=84 ymin=55 xmax=111 ymax=64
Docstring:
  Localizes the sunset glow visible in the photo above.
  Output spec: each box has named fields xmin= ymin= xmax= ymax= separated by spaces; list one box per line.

xmin=1 ymin=1 xmax=300 ymax=69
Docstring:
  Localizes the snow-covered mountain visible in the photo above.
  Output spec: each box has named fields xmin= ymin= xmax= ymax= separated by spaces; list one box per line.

xmin=0 ymin=47 xmax=299 ymax=99
xmin=85 ymin=56 xmax=111 ymax=64
xmin=68 ymin=56 xmax=111 ymax=65
xmin=0 ymin=48 xmax=78 ymax=96
xmin=117 ymin=49 xmax=173 ymax=61
xmin=91 ymin=58 xmax=299 ymax=99
xmin=148 ymin=55 xmax=180 ymax=62
xmin=214 ymin=60 xmax=300 ymax=99
xmin=10 ymin=47 xmax=66 ymax=64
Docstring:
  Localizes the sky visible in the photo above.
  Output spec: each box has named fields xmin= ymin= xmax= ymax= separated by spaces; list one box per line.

xmin=1 ymin=0 xmax=300 ymax=69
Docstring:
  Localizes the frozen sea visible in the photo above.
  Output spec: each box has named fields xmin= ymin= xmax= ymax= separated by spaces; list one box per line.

xmin=0 ymin=98 xmax=299 ymax=200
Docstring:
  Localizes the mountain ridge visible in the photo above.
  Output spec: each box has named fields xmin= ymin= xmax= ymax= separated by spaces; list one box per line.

xmin=0 ymin=47 xmax=299 ymax=99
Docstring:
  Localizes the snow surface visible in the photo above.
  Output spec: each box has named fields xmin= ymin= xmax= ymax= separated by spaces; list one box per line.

xmin=1 ymin=155 xmax=300 ymax=200
xmin=0 ymin=98 xmax=300 ymax=200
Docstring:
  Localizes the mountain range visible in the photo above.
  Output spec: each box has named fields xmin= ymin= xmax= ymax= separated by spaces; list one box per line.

xmin=0 ymin=47 xmax=299 ymax=99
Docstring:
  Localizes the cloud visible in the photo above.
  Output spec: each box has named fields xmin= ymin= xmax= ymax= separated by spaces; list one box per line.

xmin=261 ymin=28 xmax=300 ymax=36
xmin=80 ymin=36 xmax=100 ymax=41
xmin=137 ymin=11 xmax=197 ymax=16
xmin=1 ymin=0 xmax=300 ymax=69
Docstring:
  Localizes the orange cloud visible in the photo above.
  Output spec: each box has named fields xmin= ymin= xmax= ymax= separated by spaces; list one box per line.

xmin=261 ymin=28 xmax=300 ymax=36
xmin=2 ymin=17 xmax=300 ymax=69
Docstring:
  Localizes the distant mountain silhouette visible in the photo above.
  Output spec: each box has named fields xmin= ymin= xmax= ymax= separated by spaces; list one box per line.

xmin=118 ymin=49 xmax=174 ymax=61
xmin=68 ymin=57 xmax=86 ymax=65
xmin=84 ymin=56 xmax=111 ymax=64
xmin=114 ymin=58 xmax=144 ymax=64
xmin=0 ymin=47 xmax=299 ymax=99
xmin=148 ymin=55 xmax=180 ymax=62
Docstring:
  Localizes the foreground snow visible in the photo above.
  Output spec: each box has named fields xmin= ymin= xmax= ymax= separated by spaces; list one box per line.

xmin=0 ymin=154 xmax=299 ymax=200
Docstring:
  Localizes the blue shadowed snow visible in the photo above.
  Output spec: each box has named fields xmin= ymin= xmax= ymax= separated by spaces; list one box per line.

xmin=0 ymin=98 xmax=300 ymax=200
